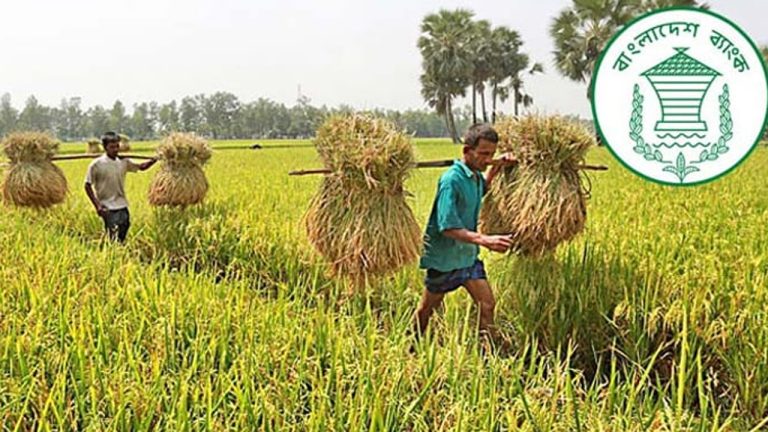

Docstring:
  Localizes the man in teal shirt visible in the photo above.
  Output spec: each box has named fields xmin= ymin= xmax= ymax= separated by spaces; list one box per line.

xmin=414 ymin=123 xmax=516 ymax=345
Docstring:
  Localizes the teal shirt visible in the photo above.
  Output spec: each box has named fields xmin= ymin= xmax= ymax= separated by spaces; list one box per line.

xmin=420 ymin=160 xmax=486 ymax=272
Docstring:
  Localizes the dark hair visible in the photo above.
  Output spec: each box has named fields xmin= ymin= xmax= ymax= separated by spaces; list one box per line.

xmin=463 ymin=123 xmax=498 ymax=148
xmin=101 ymin=131 xmax=120 ymax=147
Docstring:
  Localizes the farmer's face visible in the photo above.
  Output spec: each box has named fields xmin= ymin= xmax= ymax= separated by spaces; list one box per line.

xmin=464 ymin=138 xmax=497 ymax=172
xmin=105 ymin=141 xmax=120 ymax=158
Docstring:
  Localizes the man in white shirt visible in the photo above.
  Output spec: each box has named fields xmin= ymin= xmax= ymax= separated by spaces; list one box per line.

xmin=84 ymin=132 xmax=157 ymax=242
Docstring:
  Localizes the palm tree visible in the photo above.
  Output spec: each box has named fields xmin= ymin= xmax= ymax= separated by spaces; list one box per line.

xmin=418 ymin=9 xmax=475 ymax=143
xmin=420 ymin=72 xmax=458 ymax=142
xmin=550 ymin=0 xmax=708 ymax=100
xmin=486 ymin=26 xmax=542 ymax=122
xmin=467 ymin=19 xmax=494 ymax=124
xmin=511 ymin=62 xmax=545 ymax=117
xmin=487 ymin=26 xmax=519 ymax=124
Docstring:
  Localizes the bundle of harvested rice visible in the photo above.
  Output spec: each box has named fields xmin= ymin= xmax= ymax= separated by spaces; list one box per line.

xmin=148 ymin=132 xmax=211 ymax=206
xmin=118 ymin=134 xmax=131 ymax=152
xmin=86 ymin=138 xmax=101 ymax=154
xmin=1 ymin=132 xmax=68 ymax=208
xmin=480 ymin=115 xmax=595 ymax=256
xmin=305 ymin=114 xmax=421 ymax=281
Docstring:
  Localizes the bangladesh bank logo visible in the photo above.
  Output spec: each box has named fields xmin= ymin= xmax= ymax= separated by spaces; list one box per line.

xmin=592 ymin=8 xmax=768 ymax=185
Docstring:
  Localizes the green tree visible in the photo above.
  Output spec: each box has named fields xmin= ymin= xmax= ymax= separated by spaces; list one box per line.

xmin=468 ymin=19 xmax=493 ymax=123
xmin=418 ymin=9 xmax=475 ymax=143
xmin=511 ymin=62 xmax=544 ymax=117
xmin=203 ymin=92 xmax=241 ymax=139
xmin=287 ymin=95 xmax=324 ymax=138
xmin=131 ymin=102 xmax=155 ymax=140
xmin=180 ymin=96 xmax=201 ymax=133
xmin=158 ymin=101 xmax=180 ymax=135
xmin=0 ymin=93 xmax=19 ymax=137
xmin=85 ymin=105 xmax=110 ymax=137
xmin=109 ymin=100 xmax=129 ymax=134
xmin=59 ymin=97 xmax=84 ymax=141
xmin=18 ymin=95 xmax=51 ymax=133
xmin=486 ymin=26 xmax=542 ymax=121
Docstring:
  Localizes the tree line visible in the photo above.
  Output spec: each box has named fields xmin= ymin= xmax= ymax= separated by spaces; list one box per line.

xmin=0 ymin=92 xmax=477 ymax=142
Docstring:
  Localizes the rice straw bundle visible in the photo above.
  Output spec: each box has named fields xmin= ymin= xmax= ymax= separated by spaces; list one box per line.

xmin=480 ymin=115 xmax=595 ymax=256
xmin=1 ymin=132 xmax=68 ymax=208
xmin=118 ymin=134 xmax=131 ymax=152
xmin=148 ymin=132 xmax=211 ymax=207
xmin=305 ymin=114 xmax=421 ymax=281
xmin=86 ymin=138 xmax=101 ymax=154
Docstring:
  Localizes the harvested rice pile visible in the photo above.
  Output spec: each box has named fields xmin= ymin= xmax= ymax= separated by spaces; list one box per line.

xmin=305 ymin=114 xmax=421 ymax=281
xmin=1 ymin=132 xmax=68 ymax=208
xmin=118 ymin=134 xmax=131 ymax=152
xmin=86 ymin=138 xmax=101 ymax=154
xmin=148 ymin=132 xmax=211 ymax=206
xmin=480 ymin=115 xmax=595 ymax=256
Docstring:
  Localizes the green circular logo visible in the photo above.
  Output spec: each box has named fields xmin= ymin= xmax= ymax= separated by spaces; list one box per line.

xmin=591 ymin=7 xmax=768 ymax=186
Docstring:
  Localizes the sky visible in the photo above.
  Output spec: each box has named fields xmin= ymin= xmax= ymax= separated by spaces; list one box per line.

xmin=0 ymin=0 xmax=765 ymax=118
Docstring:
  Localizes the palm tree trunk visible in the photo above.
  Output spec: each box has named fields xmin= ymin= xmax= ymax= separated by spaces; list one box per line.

xmin=586 ymin=74 xmax=602 ymax=146
xmin=442 ymin=103 xmax=452 ymax=140
xmin=472 ymin=84 xmax=477 ymax=124
xmin=445 ymin=97 xmax=459 ymax=144
xmin=513 ymin=87 xmax=520 ymax=117
xmin=491 ymin=84 xmax=497 ymax=124
xmin=447 ymin=98 xmax=460 ymax=143
xmin=480 ymin=88 xmax=488 ymax=123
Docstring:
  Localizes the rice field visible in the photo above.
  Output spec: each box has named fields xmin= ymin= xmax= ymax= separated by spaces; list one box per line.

xmin=1 ymin=138 xmax=767 ymax=430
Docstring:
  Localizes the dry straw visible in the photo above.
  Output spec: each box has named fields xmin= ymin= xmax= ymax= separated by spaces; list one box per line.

xmin=1 ymin=132 xmax=68 ymax=208
xmin=148 ymin=132 xmax=211 ymax=207
xmin=86 ymin=138 xmax=101 ymax=154
xmin=480 ymin=115 xmax=595 ymax=256
xmin=305 ymin=114 xmax=421 ymax=282
xmin=118 ymin=134 xmax=131 ymax=152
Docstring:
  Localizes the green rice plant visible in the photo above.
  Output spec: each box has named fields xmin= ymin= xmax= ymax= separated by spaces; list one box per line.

xmin=0 ymin=138 xmax=767 ymax=430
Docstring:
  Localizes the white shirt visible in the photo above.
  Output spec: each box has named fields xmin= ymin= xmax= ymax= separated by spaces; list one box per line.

xmin=84 ymin=155 xmax=139 ymax=210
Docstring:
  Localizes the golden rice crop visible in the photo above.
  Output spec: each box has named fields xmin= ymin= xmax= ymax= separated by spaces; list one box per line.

xmin=149 ymin=132 xmax=211 ymax=206
xmin=1 ymin=132 xmax=67 ymax=208
xmin=118 ymin=134 xmax=131 ymax=152
xmin=86 ymin=138 xmax=101 ymax=154
xmin=305 ymin=114 xmax=421 ymax=282
xmin=480 ymin=115 xmax=594 ymax=256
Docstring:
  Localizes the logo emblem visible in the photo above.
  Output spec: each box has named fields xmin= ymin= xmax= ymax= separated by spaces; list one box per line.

xmin=592 ymin=8 xmax=768 ymax=185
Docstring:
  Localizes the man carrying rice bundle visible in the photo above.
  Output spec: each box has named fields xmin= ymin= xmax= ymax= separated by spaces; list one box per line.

xmin=413 ymin=124 xmax=516 ymax=349
xmin=84 ymin=131 xmax=157 ymax=243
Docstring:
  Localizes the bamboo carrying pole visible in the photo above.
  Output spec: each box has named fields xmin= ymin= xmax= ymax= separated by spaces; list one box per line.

xmin=289 ymin=159 xmax=608 ymax=176
xmin=51 ymin=153 xmax=156 ymax=162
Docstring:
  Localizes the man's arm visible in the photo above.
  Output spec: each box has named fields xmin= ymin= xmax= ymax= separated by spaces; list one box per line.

xmin=126 ymin=158 xmax=157 ymax=172
xmin=84 ymin=182 xmax=106 ymax=217
xmin=443 ymin=228 xmax=512 ymax=253
xmin=137 ymin=158 xmax=157 ymax=171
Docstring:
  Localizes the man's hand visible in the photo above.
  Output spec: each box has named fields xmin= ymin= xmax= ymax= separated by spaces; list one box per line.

xmin=480 ymin=234 xmax=513 ymax=253
xmin=96 ymin=205 xmax=108 ymax=218
xmin=485 ymin=153 xmax=518 ymax=187
xmin=139 ymin=158 xmax=158 ymax=171
xmin=492 ymin=152 xmax=518 ymax=168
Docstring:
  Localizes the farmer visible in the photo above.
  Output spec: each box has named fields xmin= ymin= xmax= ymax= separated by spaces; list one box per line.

xmin=84 ymin=131 xmax=157 ymax=243
xmin=413 ymin=123 xmax=516 ymax=347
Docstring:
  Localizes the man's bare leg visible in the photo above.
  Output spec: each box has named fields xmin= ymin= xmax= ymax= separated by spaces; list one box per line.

xmin=413 ymin=290 xmax=446 ymax=337
xmin=463 ymin=278 xmax=499 ymax=342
